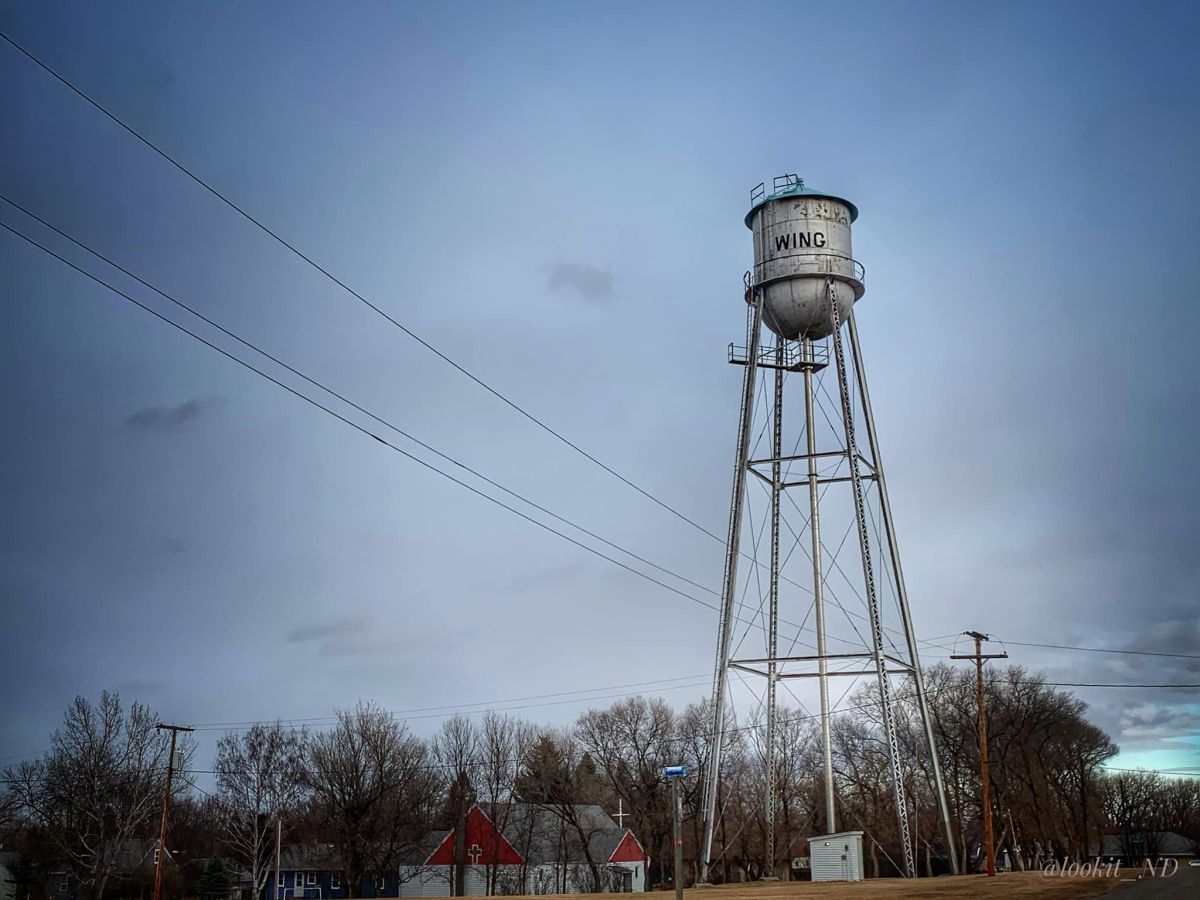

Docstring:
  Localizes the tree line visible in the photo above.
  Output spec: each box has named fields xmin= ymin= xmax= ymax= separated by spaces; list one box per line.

xmin=2 ymin=665 xmax=1197 ymax=898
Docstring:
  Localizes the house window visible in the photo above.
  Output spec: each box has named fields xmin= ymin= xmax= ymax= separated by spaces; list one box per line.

xmin=295 ymin=872 xmax=304 ymax=888
xmin=277 ymin=873 xmax=285 ymax=888
xmin=376 ymin=875 xmax=386 ymax=893
xmin=153 ymin=849 xmax=160 ymax=865
xmin=57 ymin=876 xmax=69 ymax=894
xmin=307 ymin=874 xmax=317 ymax=886
xmin=331 ymin=874 xmax=341 ymax=891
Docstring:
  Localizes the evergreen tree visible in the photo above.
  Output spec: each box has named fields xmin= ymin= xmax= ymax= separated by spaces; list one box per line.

xmin=196 ymin=859 xmax=233 ymax=900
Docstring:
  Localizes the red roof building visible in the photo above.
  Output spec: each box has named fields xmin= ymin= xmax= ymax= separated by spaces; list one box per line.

xmin=399 ymin=804 xmax=647 ymax=896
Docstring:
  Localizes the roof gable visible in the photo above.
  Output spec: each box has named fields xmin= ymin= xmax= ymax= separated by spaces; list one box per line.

xmin=426 ymin=806 xmax=524 ymax=865
xmin=608 ymin=831 xmax=645 ymax=864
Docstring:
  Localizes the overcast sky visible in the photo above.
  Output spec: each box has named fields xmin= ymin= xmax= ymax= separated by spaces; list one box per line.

xmin=2 ymin=1 xmax=1198 ymax=777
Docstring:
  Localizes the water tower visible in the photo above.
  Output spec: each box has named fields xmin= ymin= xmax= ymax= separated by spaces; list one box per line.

xmin=699 ymin=176 xmax=957 ymax=880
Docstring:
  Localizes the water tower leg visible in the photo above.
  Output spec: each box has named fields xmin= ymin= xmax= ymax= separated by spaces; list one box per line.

xmin=828 ymin=283 xmax=916 ymax=878
xmin=801 ymin=337 xmax=836 ymax=835
xmin=845 ymin=311 xmax=961 ymax=876
xmin=763 ymin=336 xmax=783 ymax=881
xmin=701 ymin=288 xmax=765 ymax=883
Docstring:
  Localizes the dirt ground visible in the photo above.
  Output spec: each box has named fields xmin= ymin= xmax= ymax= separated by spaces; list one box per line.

xmin=671 ymin=873 xmax=1126 ymax=899
xmin=529 ymin=872 xmax=1127 ymax=900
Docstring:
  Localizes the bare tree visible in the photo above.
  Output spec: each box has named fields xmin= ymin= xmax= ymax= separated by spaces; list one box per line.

xmin=214 ymin=723 xmax=309 ymax=900
xmin=1162 ymin=777 xmax=1200 ymax=843
xmin=476 ymin=713 xmax=536 ymax=894
xmin=433 ymin=716 xmax=478 ymax=897
xmin=514 ymin=731 xmax=607 ymax=892
xmin=830 ymin=711 xmax=893 ymax=877
xmin=577 ymin=698 xmax=676 ymax=887
xmin=2 ymin=693 xmax=176 ymax=900
xmin=307 ymin=703 xmax=439 ymax=896
xmin=0 ymin=786 xmax=20 ymax=831
xmin=1102 ymin=770 xmax=1169 ymax=863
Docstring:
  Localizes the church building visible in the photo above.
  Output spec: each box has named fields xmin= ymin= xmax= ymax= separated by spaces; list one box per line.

xmin=398 ymin=803 xmax=647 ymax=896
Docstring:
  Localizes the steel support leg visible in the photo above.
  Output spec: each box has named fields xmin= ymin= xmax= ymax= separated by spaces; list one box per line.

xmin=701 ymin=288 xmax=765 ymax=882
xmin=829 ymin=281 xmax=916 ymax=878
xmin=802 ymin=338 xmax=836 ymax=833
xmin=846 ymin=311 xmax=960 ymax=875
xmin=764 ymin=337 xmax=783 ymax=879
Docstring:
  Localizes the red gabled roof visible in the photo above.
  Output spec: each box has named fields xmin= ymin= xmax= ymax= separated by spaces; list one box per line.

xmin=426 ymin=806 xmax=525 ymax=865
xmin=608 ymin=830 xmax=646 ymax=864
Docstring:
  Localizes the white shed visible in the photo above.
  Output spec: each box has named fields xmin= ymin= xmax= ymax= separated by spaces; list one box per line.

xmin=807 ymin=831 xmax=864 ymax=882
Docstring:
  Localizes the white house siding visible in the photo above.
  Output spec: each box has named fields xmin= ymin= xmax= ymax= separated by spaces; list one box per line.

xmin=608 ymin=861 xmax=645 ymax=893
xmin=398 ymin=863 xmax=643 ymax=896
xmin=398 ymin=866 xmax=487 ymax=897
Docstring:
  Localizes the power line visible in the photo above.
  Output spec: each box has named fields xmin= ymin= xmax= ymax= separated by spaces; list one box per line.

xmin=189 ymin=674 xmax=711 ymax=730
xmin=1043 ymin=682 xmax=1200 ymax=689
xmin=0 ymin=38 xmax=966 ymax=661
xmin=0 ymin=194 xmax=717 ymax=600
xmin=7 ymin=676 xmax=1195 ymax=765
xmin=0 ymin=219 xmax=744 ymax=622
xmin=11 ymin=36 xmax=1183 ymax=692
xmin=0 ymin=750 xmax=46 ymax=763
xmin=197 ymin=651 xmax=1196 ymax=741
xmin=197 ymin=678 xmax=710 ymax=736
xmin=0 ymin=33 xmax=963 ymax=662
xmin=15 ymin=744 xmax=1196 ymax=787
xmin=9 ymin=678 xmax=1197 ymax=783
xmin=1004 ymin=641 xmax=1200 ymax=661
xmin=0 ymin=198 xmax=894 ymax=660
xmin=0 ymin=199 xmax=903 ymax=661
xmin=4 ymin=704 xmax=880 ymax=784
xmin=0 ymin=30 xmax=728 ymax=551
xmin=5 ymin=218 xmax=893 ymax=673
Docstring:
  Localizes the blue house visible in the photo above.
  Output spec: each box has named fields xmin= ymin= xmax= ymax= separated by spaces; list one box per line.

xmin=265 ymin=845 xmax=400 ymax=900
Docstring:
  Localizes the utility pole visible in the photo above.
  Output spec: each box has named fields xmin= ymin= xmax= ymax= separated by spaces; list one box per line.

xmin=664 ymin=766 xmax=688 ymax=900
xmin=951 ymin=633 xmax=1007 ymax=877
xmin=153 ymin=723 xmax=193 ymax=900
xmin=275 ymin=818 xmax=283 ymax=900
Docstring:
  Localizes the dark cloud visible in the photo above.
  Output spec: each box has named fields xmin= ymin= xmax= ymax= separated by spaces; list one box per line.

xmin=546 ymin=262 xmax=613 ymax=304
xmin=287 ymin=615 xmax=398 ymax=658
xmin=125 ymin=397 xmax=222 ymax=433
xmin=287 ymin=614 xmax=374 ymax=644
xmin=1045 ymin=613 xmax=1200 ymax=759
xmin=1125 ymin=616 xmax=1200 ymax=671
xmin=1116 ymin=702 xmax=1200 ymax=752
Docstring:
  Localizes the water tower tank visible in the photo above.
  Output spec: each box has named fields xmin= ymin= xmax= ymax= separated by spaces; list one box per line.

xmin=746 ymin=175 xmax=865 ymax=340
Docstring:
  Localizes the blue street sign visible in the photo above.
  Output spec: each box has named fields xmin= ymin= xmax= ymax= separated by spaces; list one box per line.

xmin=662 ymin=765 xmax=689 ymax=778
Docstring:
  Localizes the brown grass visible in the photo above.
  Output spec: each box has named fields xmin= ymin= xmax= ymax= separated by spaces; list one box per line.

xmin=527 ymin=872 xmax=1125 ymax=900
xmin=674 ymin=872 xmax=1125 ymax=899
